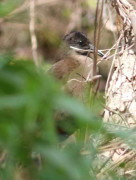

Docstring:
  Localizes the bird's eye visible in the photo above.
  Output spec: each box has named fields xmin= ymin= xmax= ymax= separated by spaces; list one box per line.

xmin=79 ymin=40 xmax=83 ymax=45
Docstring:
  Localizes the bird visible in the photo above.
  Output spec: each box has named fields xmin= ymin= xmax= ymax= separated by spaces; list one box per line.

xmin=50 ymin=31 xmax=104 ymax=98
xmin=50 ymin=31 xmax=104 ymax=137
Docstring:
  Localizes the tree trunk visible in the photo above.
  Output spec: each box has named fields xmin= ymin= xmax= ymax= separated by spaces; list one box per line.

xmin=98 ymin=1 xmax=136 ymax=176
xmin=104 ymin=51 xmax=136 ymax=127
xmin=103 ymin=0 xmax=136 ymax=127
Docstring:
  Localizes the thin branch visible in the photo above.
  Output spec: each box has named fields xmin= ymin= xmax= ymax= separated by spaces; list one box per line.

xmin=29 ymin=0 xmax=39 ymax=66
xmin=105 ymin=32 xmax=123 ymax=93
xmin=93 ymin=0 xmax=100 ymax=76
xmin=10 ymin=0 xmax=60 ymax=16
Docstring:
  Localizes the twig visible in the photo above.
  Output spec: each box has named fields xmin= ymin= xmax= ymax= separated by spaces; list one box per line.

xmin=105 ymin=32 xmax=123 ymax=93
xmin=67 ymin=75 xmax=102 ymax=84
xmin=97 ymin=150 xmax=136 ymax=178
xmin=101 ymin=43 xmax=135 ymax=61
xmin=93 ymin=0 xmax=100 ymax=76
xmin=29 ymin=0 xmax=39 ymax=66
xmin=10 ymin=0 xmax=60 ymax=16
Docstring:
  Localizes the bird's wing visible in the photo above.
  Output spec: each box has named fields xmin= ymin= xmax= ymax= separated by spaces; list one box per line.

xmin=50 ymin=57 xmax=80 ymax=80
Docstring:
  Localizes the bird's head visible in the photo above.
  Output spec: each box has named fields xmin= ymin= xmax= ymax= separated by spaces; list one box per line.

xmin=64 ymin=31 xmax=104 ymax=57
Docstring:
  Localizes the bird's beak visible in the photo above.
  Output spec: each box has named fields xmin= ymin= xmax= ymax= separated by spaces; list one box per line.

xmin=89 ymin=44 xmax=104 ymax=57
xmin=97 ymin=50 xmax=104 ymax=57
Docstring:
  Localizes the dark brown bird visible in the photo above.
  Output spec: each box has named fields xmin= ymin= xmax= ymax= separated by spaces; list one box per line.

xmin=50 ymin=31 xmax=104 ymax=97
xmin=51 ymin=31 xmax=104 ymax=136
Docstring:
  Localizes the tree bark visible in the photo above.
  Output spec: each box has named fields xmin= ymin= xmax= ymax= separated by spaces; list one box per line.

xmin=99 ymin=1 xmax=136 ymax=176
xmin=104 ymin=51 xmax=136 ymax=127
xmin=103 ymin=0 xmax=136 ymax=127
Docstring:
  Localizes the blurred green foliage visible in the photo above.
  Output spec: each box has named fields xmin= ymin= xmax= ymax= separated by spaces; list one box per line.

xmin=0 ymin=54 xmax=105 ymax=180
xmin=0 ymin=0 xmax=23 ymax=17
xmin=0 ymin=54 xmax=135 ymax=180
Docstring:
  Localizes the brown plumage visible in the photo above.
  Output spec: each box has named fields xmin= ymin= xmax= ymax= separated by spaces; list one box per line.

xmin=50 ymin=31 xmax=104 ymax=136
xmin=50 ymin=56 xmax=80 ymax=80
xmin=50 ymin=31 xmax=103 ymax=97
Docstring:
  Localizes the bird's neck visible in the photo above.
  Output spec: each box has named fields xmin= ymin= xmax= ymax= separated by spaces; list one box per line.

xmin=76 ymin=51 xmax=90 ymax=56
xmin=67 ymin=50 xmax=93 ymax=65
xmin=66 ymin=50 xmax=94 ymax=81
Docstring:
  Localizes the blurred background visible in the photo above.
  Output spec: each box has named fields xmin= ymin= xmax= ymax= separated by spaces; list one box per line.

xmin=0 ymin=0 xmax=116 ymax=94
xmin=0 ymin=0 xmax=114 ymax=64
